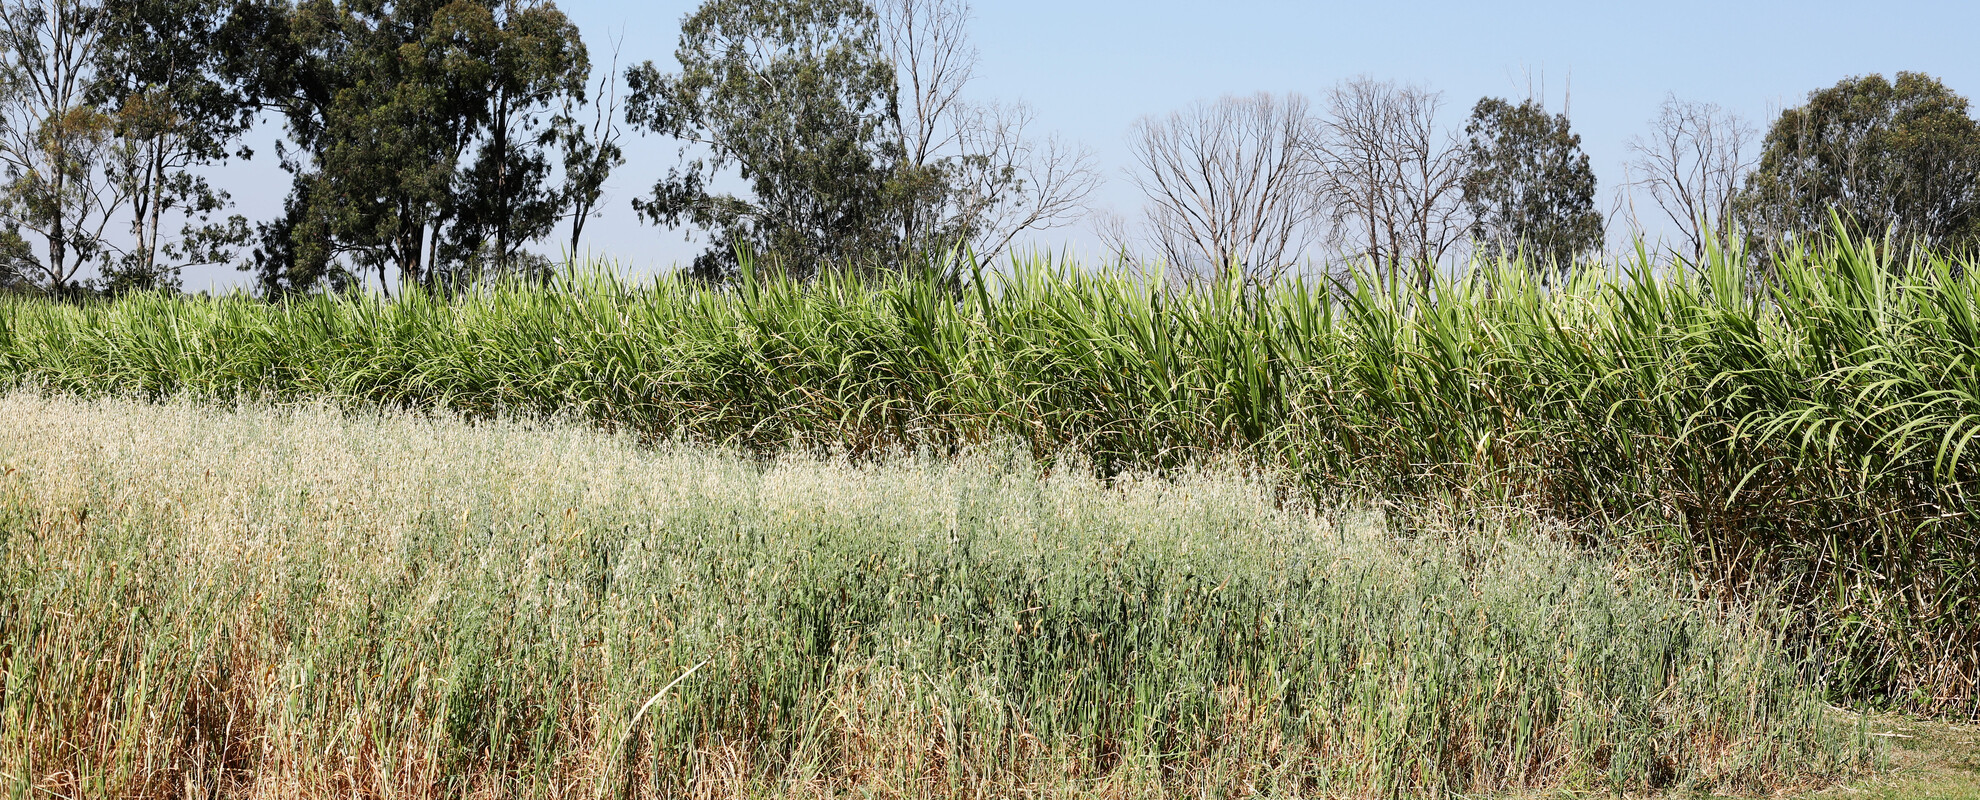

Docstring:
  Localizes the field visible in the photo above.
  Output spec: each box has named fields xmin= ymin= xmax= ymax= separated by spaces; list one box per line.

xmin=0 ymin=393 xmax=1874 ymax=798
xmin=3 ymin=239 xmax=1977 ymax=714
xmin=2 ymin=239 xmax=1979 ymax=796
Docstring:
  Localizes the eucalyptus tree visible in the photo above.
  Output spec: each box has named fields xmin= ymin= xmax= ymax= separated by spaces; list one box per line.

xmin=0 ymin=0 xmax=125 ymax=294
xmin=629 ymin=0 xmax=1094 ymax=281
xmin=1461 ymin=97 xmax=1603 ymax=275
xmin=436 ymin=0 xmax=588 ymax=285
xmin=0 ymin=0 xmax=263 ymax=295
xmin=1737 ymin=72 xmax=1980 ymax=257
xmin=248 ymin=0 xmax=589 ymax=294
xmin=624 ymin=0 xmax=901 ymax=282
xmin=91 ymin=0 xmax=257 ymax=291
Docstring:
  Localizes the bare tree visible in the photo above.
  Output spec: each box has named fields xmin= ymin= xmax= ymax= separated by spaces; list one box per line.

xmin=948 ymin=101 xmax=1098 ymax=260
xmin=1312 ymin=77 xmax=1467 ymax=290
xmin=874 ymin=0 xmax=1096 ymax=264
xmin=1091 ymin=206 xmax=1135 ymax=261
xmin=874 ymin=0 xmax=971 ymax=170
xmin=1125 ymin=92 xmax=1319 ymax=284
xmin=1623 ymin=94 xmax=1755 ymax=262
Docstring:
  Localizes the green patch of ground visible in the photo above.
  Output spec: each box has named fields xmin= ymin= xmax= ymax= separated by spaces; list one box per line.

xmin=1795 ymin=716 xmax=1980 ymax=800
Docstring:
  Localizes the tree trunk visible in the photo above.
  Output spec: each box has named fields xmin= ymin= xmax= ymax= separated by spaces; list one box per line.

xmin=395 ymin=196 xmax=425 ymax=289
xmin=492 ymin=89 xmax=510 ymax=272
xmin=1364 ymin=175 xmax=1381 ymax=287
xmin=130 ymin=158 xmax=152 ymax=277
xmin=48 ymin=166 xmax=68 ymax=290
xmin=143 ymin=141 xmax=166 ymax=278
xmin=568 ymin=191 xmax=588 ymax=255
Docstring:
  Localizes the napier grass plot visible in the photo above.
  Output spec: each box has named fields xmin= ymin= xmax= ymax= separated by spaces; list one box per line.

xmin=0 ymin=394 xmax=1868 ymax=798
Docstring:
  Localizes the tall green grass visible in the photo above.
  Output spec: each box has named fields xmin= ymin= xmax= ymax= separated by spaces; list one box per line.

xmin=0 ymin=393 xmax=1867 ymax=798
xmin=1 ymin=235 xmax=1976 ymax=713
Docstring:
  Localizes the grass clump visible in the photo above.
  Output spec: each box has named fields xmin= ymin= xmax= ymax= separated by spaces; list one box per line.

xmin=0 ymin=392 xmax=1868 ymax=798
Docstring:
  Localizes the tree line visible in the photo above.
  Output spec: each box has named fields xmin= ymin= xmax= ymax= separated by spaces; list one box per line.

xmin=0 ymin=0 xmax=621 ymax=295
xmin=1114 ymin=71 xmax=1980 ymax=288
xmin=0 ymin=0 xmax=1973 ymax=297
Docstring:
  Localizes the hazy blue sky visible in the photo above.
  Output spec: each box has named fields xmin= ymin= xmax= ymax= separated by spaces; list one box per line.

xmin=182 ymin=0 xmax=1980 ymax=290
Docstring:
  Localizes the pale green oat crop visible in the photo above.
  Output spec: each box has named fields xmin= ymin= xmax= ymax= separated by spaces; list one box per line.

xmin=0 ymin=392 xmax=1867 ymax=798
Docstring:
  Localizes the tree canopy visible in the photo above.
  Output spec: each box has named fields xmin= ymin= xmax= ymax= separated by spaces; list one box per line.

xmin=624 ymin=0 xmax=901 ymax=282
xmin=247 ymin=0 xmax=592 ymax=294
xmin=1460 ymin=97 xmax=1603 ymax=274
xmin=626 ymin=0 xmax=1094 ymax=283
xmin=0 ymin=0 xmax=257 ymax=294
xmin=1738 ymin=72 xmax=1980 ymax=256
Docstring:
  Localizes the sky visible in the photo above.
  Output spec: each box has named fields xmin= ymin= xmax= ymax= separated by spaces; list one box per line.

xmin=178 ymin=0 xmax=1980 ymax=291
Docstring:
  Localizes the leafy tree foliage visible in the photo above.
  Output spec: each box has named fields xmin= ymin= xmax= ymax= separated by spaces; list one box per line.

xmin=436 ymin=0 xmax=588 ymax=285
xmin=624 ymin=0 xmax=902 ymax=282
xmin=248 ymin=0 xmax=591 ymax=294
xmin=0 ymin=221 xmax=32 ymax=290
xmin=1737 ymin=72 xmax=1980 ymax=255
xmin=1460 ymin=97 xmax=1603 ymax=273
xmin=92 ymin=0 xmax=258 ymax=292
xmin=0 ymin=0 xmax=255 ymax=295
xmin=0 ymin=0 xmax=132 ymax=294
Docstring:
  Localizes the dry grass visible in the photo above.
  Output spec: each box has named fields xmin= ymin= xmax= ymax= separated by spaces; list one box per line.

xmin=0 ymin=391 xmax=1870 ymax=798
